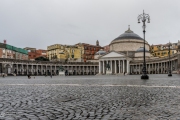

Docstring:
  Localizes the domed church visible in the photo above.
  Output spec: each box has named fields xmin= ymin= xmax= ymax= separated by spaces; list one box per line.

xmin=98 ymin=26 xmax=179 ymax=76
xmin=98 ymin=26 xmax=151 ymax=75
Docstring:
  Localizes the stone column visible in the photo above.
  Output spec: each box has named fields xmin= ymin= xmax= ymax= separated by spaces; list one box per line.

xmin=103 ymin=61 xmax=105 ymax=74
xmin=36 ymin=65 xmax=38 ymax=75
xmin=119 ymin=60 xmax=120 ymax=74
xmin=99 ymin=61 xmax=101 ymax=74
xmin=115 ymin=60 xmax=117 ymax=74
xmin=21 ymin=64 xmax=23 ymax=75
xmin=83 ymin=66 xmax=84 ymax=75
xmin=158 ymin=63 xmax=159 ymax=74
xmin=155 ymin=63 xmax=156 ymax=74
xmin=165 ymin=62 xmax=167 ymax=73
xmin=122 ymin=60 xmax=124 ymax=73
xmin=17 ymin=64 xmax=18 ymax=75
xmin=76 ymin=66 xmax=78 ymax=75
xmin=41 ymin=65 xmax=43 ymax=75
xmin=46 ymin=65 xmax=47 ymax=75
xmin=54 ymin=65 xmax=56 ymax=75
xmin=27 ymin=64 xmax=29 ymax=75
xmin=127 ymin=60 xmax=130 ymax=74
xmin=31 ymin=65 xmax=32 ymax=75
xmin=139 ymin=64 xmax=141 ymax=74
xmin=161 ymin=62 xmax=162 ymax=74
xmin=110 ymin=60 xmax=113 ymax=74
xmin=93 ymin=66 xmax=95 ymax=75
xmin=171 ymin=60 xmax=172 ymax=71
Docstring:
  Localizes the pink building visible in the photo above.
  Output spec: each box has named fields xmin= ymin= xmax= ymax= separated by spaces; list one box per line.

xmin=103 ymin=45 xmax=110 ymax=52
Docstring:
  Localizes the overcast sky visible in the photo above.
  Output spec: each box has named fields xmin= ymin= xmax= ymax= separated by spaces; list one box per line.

xmin=0 ymin=0 xmax=180 ymax=49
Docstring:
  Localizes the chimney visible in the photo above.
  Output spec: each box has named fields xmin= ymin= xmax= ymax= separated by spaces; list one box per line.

xmin=4 ymin=40 xmax=6 ymax=44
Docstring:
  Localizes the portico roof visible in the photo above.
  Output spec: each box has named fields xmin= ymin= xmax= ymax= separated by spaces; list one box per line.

xmin=99 ymin=51 xmax=125 ymax=59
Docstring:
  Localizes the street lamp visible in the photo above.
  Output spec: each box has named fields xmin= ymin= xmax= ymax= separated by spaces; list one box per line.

xmin=168 ymin=42 xmax=172 ymax=76
xmin=138 ymin=10 xmax=150 ymax=79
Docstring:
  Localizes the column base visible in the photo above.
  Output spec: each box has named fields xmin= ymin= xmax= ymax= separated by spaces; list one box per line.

xmin=141 ymin=74 xmax=149 ymax=79
xmin=106 ymin=70 xmax=112 ymax=75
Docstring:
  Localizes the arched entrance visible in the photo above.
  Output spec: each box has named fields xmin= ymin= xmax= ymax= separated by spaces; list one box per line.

xmin=3 ymin=64 xmax=12 ymax=75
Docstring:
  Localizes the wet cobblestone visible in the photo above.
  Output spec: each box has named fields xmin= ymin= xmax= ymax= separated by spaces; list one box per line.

xmin=0 ymin=74 xmax=180 ymax=119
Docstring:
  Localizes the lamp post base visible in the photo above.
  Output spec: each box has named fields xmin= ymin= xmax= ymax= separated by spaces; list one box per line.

xmin=141 ymin=74 xmax=149 ymax=79
xmin=168 ymin=73 xmax=172 ymax=76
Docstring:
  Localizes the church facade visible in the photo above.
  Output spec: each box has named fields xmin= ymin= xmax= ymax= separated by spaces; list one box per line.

xmin=98 ymin=27 xmax=180 ymax=75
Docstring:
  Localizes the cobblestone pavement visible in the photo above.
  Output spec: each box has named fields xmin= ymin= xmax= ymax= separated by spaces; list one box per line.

xmin=0 ymin=74 xmax=180 ymax=120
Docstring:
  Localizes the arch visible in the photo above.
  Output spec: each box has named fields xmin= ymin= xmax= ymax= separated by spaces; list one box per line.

xmin=3 ymin=64 xmax=12 ymax=74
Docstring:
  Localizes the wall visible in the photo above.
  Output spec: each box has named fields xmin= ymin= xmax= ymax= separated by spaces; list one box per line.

xmin=110 ymin=39 xmax=150 ymax=52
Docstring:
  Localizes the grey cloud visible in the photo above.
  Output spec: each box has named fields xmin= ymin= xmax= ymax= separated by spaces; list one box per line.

xmin=0 ymin=0 xmax=180 ymax=49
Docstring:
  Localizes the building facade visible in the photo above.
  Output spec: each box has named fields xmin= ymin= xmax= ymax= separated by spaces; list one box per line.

xmin=103 ymin=45 xmax=110 ymax=52
xmin=0 ymin=42 xmax=28 ymax=60
xmin=76 ymin=41 xmax=103 ymax=62
xmin=47 ymin=44 xmax=83 ymax=62
xmin=150 ymin=43 xmax=177 ymax=58
xmin=24 ymin=47 xmax=47 ymax=60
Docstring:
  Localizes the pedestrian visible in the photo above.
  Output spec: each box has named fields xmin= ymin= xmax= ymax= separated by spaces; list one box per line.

xmin=124 ymin=72 xmax=126 ymax=76
xmin=2 ymin=73 xmax=5 ymax=78
xmin=50 ymin=74 xmax=52 ymax=78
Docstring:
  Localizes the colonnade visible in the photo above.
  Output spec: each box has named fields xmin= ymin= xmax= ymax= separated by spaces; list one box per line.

xmin=130 ymin=59 xmax=178 ymax=74
xmin=1 ymin=62 xmax=99 ymax=76
xmin=99 ymin=59 xmax=130 ymax=74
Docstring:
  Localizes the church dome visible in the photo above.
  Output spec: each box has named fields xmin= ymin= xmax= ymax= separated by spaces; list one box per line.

xmin=112 ymin=28 xmax=143 ymax=42
xmin=95 ymin=49 xmax=106 ymax=55
xmin=136 ymin=47 xmax=149 ymax=52
xmin=109 ymin=26 xmax=150 ymax=52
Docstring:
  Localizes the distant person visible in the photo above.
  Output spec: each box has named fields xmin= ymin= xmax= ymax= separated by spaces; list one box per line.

xmin=50 ymin=74 xmax=52 ymax=78
xmin=28 ymin=75 xmax=31 ymax=79
xmin=2 ymin=73 xmax=5 ymax=78
xmin=124 ymin=72 xmax=126 ymax=76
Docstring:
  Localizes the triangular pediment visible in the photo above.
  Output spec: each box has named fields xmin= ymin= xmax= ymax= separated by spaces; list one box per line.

xmin=101 ymin=51 xmax=125 ymax=58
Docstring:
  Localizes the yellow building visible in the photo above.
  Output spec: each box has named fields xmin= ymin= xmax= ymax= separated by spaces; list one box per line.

xmin=150 ymin=43 xmax=177 ymax=58
xmin=47 ymin=44 xmax=83 ymax=62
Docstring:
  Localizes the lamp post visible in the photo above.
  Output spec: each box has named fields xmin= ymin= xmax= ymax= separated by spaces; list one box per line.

xmin=138 ymin=10 xmax=150 ymax=79
xmin=168 ymin=42 xmax=172 ymax=76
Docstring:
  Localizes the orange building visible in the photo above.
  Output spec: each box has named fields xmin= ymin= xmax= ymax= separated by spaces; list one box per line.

xmin=24 ymin=47 xmax=47 ymax=60
xmin=103 ymin=45 xmax=110 ymax=52
xmin=76 ymin=40 xmax=103 ymax=62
